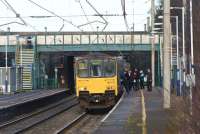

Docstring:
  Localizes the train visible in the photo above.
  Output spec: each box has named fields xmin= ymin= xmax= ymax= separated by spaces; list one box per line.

xmin=74 ymin=53 xmax=125 ymax=109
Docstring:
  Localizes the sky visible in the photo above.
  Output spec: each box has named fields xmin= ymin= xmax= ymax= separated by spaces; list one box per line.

xmin=0 ymin=0 xmax=152 ymax=32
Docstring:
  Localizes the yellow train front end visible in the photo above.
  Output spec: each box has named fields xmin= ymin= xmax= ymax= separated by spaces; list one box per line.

xmin=75 ymin=56 xmax=119 ymax=109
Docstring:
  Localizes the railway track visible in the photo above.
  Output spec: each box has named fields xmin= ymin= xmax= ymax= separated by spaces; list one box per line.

xmin=55 ymin=112 xmax=105 ymax=134
xmin=0 ymin=95 xmax=78 ymax=134
xmin=55 ymin=112 xmax=87 ymax=134
xmin=54 ymin=92 xmax=124 ymax=134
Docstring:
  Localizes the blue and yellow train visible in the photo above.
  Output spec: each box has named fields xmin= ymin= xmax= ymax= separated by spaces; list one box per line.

xmin=74 ymin=53 xmax=124 ymax=109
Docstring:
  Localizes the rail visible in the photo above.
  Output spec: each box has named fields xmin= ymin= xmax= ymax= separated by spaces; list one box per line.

xmin=54 ymin=112 xmax=87 ymax=134
xmin=0 ymin=95 xmax=78 ymax=133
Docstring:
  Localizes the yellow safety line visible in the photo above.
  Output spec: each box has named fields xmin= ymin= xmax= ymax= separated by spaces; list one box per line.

xmin=141 ymin=90 xmax=147 ymax=134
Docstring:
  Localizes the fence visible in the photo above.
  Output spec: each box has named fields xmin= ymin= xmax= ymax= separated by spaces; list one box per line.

xmin=0 ymin=67 xmax=16 ymax=93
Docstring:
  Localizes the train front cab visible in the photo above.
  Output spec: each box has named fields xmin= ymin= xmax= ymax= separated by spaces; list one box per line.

xmin=75 ymin=58 xmax=119 ymax=109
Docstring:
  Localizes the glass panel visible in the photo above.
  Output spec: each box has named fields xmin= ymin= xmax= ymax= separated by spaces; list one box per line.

xmin=154 ymin=35 xmax=159 ymax=44
xmin=8 ymin=35 xmax=17 ymax=45
xmin=0 ymin=36 xmax=7 ymax=45
xmin=90 ymin=35 xmax=97 ymax=44
xmin=78 ymin=60 xmax=88 ymax=77
xmin=81 ymin=35 xmax=90 ymax=44
xmin=46 ymin=35 xmax=54 ymax=45
xmin=104 ymin=60 xmax=116 ymax=77
xmin=55 ymin=35 xmax=63 ymax=44
xmin=160 ymin=36 xmax=163 ymax=44
xmin=98 ymin=35 xmax=106 ymax=44
xmin=0 ymin=35 xmax=17 ymax=45
xmin=37 ymin=35 xmax=45 ymax=45
xmin=64 ymin=35 xmax=72 ymax=44
xmin=124 ymin=35 xmax=131 ymax=44
xmin=107 ymin=35 xmax=115 ymax=44
xmin=90 ymin=60 xmax=103 ymax=77
xmin=73 ymin=35 xmax=81 ymax=44
xmin=142 ymin=35 xmax=150 ymax=44
xmin=134 ymin=35 xmax=141 ymax=44
xmin=18 ymin=37 xmax=27 ymax=45
xmin=0 ymin=68 xmax=10 ymax=85
xmin=115 ymin=35 xmax=123 ymax=44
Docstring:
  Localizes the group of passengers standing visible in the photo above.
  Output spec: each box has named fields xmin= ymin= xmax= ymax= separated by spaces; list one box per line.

xmin=121 ymin=68 xmax=152 ymax=94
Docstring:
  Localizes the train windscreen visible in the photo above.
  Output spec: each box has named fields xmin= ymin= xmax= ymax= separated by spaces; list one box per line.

xmin=77 ymin=59 xmax=116 ymax=78
xmin=77 ymin=60 xmax=89 ymax=77
xmin=90 ymin=60 xmax=103 ymax=77
xmin=103 ymin=60 xmax=116 ymax=77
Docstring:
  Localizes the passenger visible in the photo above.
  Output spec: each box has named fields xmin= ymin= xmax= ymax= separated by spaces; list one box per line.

xmin=44 ymin=74 xmax=48 ymax=89
xmin=60 ymin=75 xmax=65 ymax=88
xmin=132 ymin=69 xmax=137 ymax=91
xmin=140 ymin=70 xmax=145 ymax=89
xmin=119 ymin=70 xmax=126 ymax=89
xmin=133 ymin=68 xmax=140 ymax=91
xmin=124 ymin=70 xmax=132 ymax=94
xmin=147 ymin=69 xmax=152 ymax=91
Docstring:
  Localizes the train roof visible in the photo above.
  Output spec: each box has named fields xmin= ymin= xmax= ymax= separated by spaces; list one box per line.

xmin=75 ymin=52 xmax=117 ymax=59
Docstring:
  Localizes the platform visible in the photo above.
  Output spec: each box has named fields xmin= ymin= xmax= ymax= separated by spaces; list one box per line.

xmin=95 ymin=88 xmax=170 ymax=134
xmin=0 ymin=89 xmax=69 ymax=123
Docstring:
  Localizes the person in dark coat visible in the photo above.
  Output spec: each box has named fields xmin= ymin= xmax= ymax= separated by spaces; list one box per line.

xmin=139 ymin=70 xmax=145 ymax=89
xmin=133 ymin=68 xmax=140 ymax=91
xmin=147 ymin=69 xmax=152 ymax=91
xmin=119 ymin=71 xmax=126 ymax=89
xmin=124 ymin=70 xmax=132 ymax=94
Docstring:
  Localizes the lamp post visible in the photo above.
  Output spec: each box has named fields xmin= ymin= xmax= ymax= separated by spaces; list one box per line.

xmin=163 ymin=0 xmax=171 ymax=108
xmin=190 ymin=0 xmax=194 ymax=76
xmin=151 ymin=0 xmax=155 ymax=87
xmin=96 ymin=26 xmax=99 ymax=44
xmin=189 ymin=0 xmax=194 ymax=114
xmin=5 ymin=27 xmax=10 ymax=94
xmin=44 ymin=27 xmax=47 ymax=45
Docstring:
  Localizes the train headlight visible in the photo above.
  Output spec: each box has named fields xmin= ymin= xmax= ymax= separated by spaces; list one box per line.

xmin=79 ymin=87 xmax=84 ymax=91
xmin=79 ymin=87 xmax=87 ymax=91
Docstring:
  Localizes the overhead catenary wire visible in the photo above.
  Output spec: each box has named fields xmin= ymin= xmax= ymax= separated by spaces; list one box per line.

xmin=0 ymin=0 xmax=39 ymax=31
xmin=2 ymin=0 xmax=27 ymax=25
xmin=0 ymin=13 xmax=149 ymax=19
xmin=0 ymin=0 xmax=9 ymax=9
xmin=77 ymin=20 xmax=105 ymax=28
xmin=77 ymin=0 xmax=94 ymax=31
xmin=121 ymin=0 xmax=129 ymax=31
xmin=85 ymin=0 xmax=108 ymax=31
xmin=27 ymin=0 xmax=83 ymax=31
xmin=58 ymin=20 xmax=64 ymax=32
xmin=0 ymin=0 xmax=150 ymax=31
xmin=0 ymin=21 xmax=24 ymax=27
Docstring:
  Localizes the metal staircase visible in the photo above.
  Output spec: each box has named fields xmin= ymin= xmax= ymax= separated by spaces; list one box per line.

xmin=16 ymin=37 xmax=35 ymax=90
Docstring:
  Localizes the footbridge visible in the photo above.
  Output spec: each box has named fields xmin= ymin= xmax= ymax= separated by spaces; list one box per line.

xmin=0 ymin=31 xmax=162 ymax=91
xmin=0 ymin=31 xmax=161 ymax=52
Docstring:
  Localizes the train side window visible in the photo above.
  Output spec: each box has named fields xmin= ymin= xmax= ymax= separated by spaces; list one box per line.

xmin=104 ymin=60 xmax=116 ymax=77
xmin=78 ymin=60 xmax=89 ymax=77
